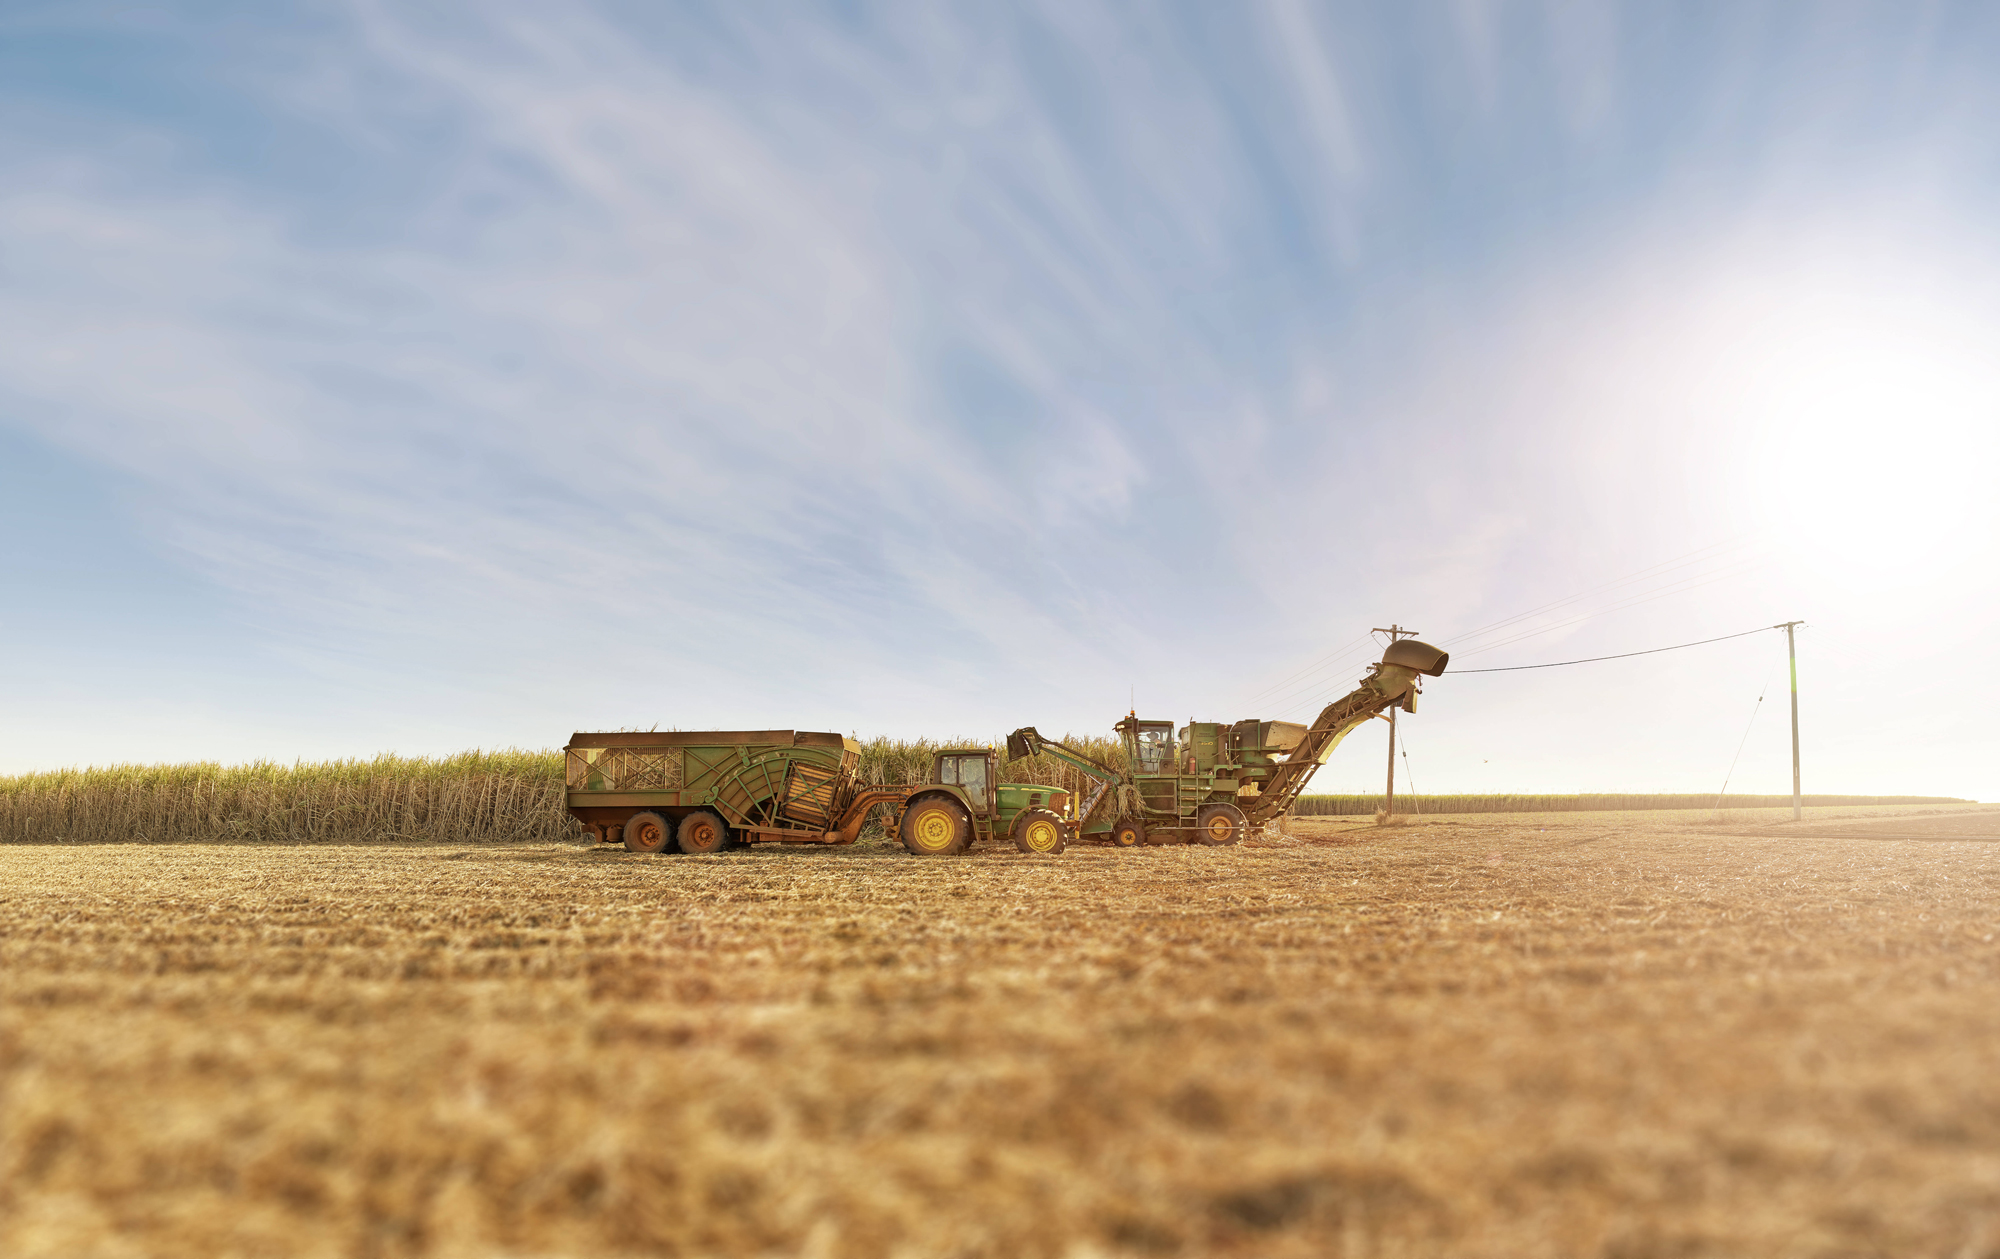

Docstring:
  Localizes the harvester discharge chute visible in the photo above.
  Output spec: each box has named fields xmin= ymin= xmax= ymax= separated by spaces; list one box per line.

xmin=1245 ymin=638 xmax=1448 ymax=824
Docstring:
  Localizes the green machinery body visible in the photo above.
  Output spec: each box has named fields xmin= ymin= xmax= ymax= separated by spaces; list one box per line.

xmin=564 ymin=730 xmax=871 ymax=847
xmin=891 ymin=747 xmax=1076 ymax=855
xmin=1006 ymin=638 xmax=1449 ymax=846
xmin=565 ymin=731 xmax=1075 ymax=856
xmin=564 ymin=638 xmax=1445 ymax=856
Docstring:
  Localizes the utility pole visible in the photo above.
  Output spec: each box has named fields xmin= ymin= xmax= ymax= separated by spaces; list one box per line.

xmin=1776 ymin=621 xmax=1805 ymax=821
xmin=1372 ymin=625 xmax=1417 ymax=815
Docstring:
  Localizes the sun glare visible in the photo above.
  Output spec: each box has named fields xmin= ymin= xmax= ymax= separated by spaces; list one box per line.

xmin=1718 ymin=279 xmax=2000 ymax=586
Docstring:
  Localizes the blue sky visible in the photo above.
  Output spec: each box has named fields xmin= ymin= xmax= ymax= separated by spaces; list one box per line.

xmin=4 ymin=2 xmax=1997 ymax=798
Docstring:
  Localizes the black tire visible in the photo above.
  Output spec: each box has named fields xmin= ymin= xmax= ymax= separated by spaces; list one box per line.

xmin=677 ymin=810 xmax=731 ymax=855
xmin=900 ymin=796 xmax=971 ymax=856
xmin=1011 ymin=808 xmax=1067 ymax=855
xmin=623 ymin=811 xmax=670 ymax=853
xmin=1110 ymin=818 xmax=1145 ymax=848
xmin=1195 ymin=802 xmax=1248 ymax=847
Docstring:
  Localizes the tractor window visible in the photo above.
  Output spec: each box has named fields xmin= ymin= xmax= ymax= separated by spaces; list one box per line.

xmin=942 ymin=755 xmax=989 ymax=810
xmin=1134 ymin=725 xmax=1173 ymax=774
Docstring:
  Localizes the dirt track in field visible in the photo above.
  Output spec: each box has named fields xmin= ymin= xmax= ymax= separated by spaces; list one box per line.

xmin=5 ymin=807 xmax=2000 ymax=1258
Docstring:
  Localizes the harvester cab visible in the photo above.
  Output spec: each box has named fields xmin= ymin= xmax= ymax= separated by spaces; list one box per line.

xmin=1125 ymin=720 xmax=1174 ymax=774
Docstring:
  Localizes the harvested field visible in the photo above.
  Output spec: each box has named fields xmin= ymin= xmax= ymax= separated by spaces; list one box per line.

xmin=1292 ymin=792 xmax=1972 ymax=816
xmin=5 ymin=805 xmax=2000 ymax=1258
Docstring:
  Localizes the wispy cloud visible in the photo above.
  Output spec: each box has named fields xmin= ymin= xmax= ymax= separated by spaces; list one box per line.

xmin=4 ymin=2 xmax=2000 ymax=794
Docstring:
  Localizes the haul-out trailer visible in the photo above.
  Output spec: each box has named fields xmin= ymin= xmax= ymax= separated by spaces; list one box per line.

xmin=1008 ymin=638 xmax=1449 ymax=846
xmin=565 ymin=731 xmax=1073 ymax=856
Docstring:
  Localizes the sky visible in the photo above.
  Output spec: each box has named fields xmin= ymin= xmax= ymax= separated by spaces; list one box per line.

xmin=3 ymin=2 xmax=1997 ymax=798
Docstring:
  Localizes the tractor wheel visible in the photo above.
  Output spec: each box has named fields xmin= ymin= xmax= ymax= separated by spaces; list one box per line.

xmin=1011 ymin=808 xmax=1067 ymax=855
xmin=623 ymin=811 xmax=670 ymax=853
xmin=901 ymin=797 xmax=971 ymax=856
xmin=676 ymin=810 xmax=731 ymax=855
xmin=1110 ymin=818 xmax=1145 ymax=848
xmin=1195 ymin=802 xmax=1248 ymax=847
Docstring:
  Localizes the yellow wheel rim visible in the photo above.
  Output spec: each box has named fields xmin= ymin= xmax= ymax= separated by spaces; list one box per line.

xmin=1025 ymin=819 xmax=1061 ymax=852
xmin=911 ymin=810 xmax=954 ymax=852
xmin=1207 ymin=816 xmax=1232 ymax=842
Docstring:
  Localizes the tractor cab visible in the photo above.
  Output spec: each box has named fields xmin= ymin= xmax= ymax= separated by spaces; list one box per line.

xmin=934 ymin=748 xmax=995 ymax=815
xmin=1115 ymin=717 xmax=1175 ymax=775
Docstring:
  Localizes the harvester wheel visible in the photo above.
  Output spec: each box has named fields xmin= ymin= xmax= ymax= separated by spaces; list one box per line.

xmin=623 ymin=811 xmax=670 ymax=854
xmin=1110 ymin=818 xmax=1145 ymax=848
xmin=676 ymin=810 xmax=731 ymax=855
xmin=1195 ymin=803 xmax=1248 ymax=847
xmin=1011 ymin=808 xmax=1067 ymax=855
xmin=900 ymin=797 xmax=971 ymax=856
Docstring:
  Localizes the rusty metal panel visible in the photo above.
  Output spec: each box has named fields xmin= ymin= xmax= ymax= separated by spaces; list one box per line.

xmin=563 ymin=729 xmax=868 ymax=840
xmin=568 ymin=730 xmax=797 ymax=749
xmin=565 ymin=746 xmax=683 ymax=791
xmin=563 ymin=792 xmax=688 ymax=810
xmin=781 ymin=760 xmax=839 ymax=826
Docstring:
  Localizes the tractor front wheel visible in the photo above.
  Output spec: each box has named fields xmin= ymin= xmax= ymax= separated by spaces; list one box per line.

xmin=623 ymin=811 xmax=670 ymax=853
xmin=901 ymin=797 xmax=971 ymax=855
xmin=1195 ymin=803 xmax=1248 ymax=847
xmin=677 ymin=810 xmax=732 ymax=855
xmin=1011 ymin=808 xmax=1067 ymax=855
xmin=1110 ymin=818 xmax=1145 ymax=848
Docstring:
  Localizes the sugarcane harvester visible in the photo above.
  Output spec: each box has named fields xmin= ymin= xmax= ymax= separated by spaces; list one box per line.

xmin=1007 ymin=637 xmax=1449 ymax=846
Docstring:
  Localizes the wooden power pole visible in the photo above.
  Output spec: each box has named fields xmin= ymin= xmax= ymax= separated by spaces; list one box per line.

xmin=1373 ymin=625 xmax=1418 ymax=815
xmin=1776 ymin=621 xmax=1805 ymax=821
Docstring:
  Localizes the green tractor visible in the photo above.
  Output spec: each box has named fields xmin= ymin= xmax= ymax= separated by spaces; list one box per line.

xmin=889 ymin=746 xmax=1075 ymax=856
xmin=1007 ymin=638 xmax=1449 ymax=846
xmin=1005 ymin=718 xmax=1257 ymax=847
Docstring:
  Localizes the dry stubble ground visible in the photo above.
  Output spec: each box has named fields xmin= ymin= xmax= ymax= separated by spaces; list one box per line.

xmin=5 ymin=806 xmax=2000 ymax=1259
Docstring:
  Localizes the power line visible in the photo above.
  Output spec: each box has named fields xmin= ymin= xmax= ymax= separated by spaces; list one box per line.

xmin=1374 ymin=624 xmax=1416 ymax=816
xmin=1440 ymin=540 xmax=1747 ymax=653
xmin=1448 ymin=559 xmax=1760 ymax=659
xmin=1399 ymin=731 xmax=1420 ymax=817
xmin=1268 ymin=545 xmax=1761 ymax=720
xmin=1778 ymin=620 xmax=1806 ymax=821
xmin=1450 ymin=625 xmax=1775 ymax=673
xmin=1235 ymin=632 xmax=1374 ymax=711
xmin=1712 ymin=679 xmax=1770 ymax=812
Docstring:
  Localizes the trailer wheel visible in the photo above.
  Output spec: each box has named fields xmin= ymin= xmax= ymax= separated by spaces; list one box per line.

xmin=1011 ymin=808 xmax=1067 ymax=855
xmin=677 ymin=810 xmax=731 ymax=855
xmin=1195 ymin=803 xmax=1248 ymax=847
xmin=623 ymin=811 xmax=670 ymax=853
xmin=901 ymin=797 xmax=970 ymax=856
xmin=1110 ymin=818 xmax=1145 ymax=848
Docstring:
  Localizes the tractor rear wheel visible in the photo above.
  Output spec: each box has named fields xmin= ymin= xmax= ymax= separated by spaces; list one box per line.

xmin=901 ymin=797 xmax=971 ymax=855
xmin=676 ymin=810 xmax=731 ymax=855
xmin=1011 ymin=808 xmax=1067 ymax=855
xmin=1110 ymin=818 xmax=1145 ymax=848
xmin=623 ymin=811 xmax=670 ymax=853
xmin=1195 ymin=803 xmax=1248 ymax=846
